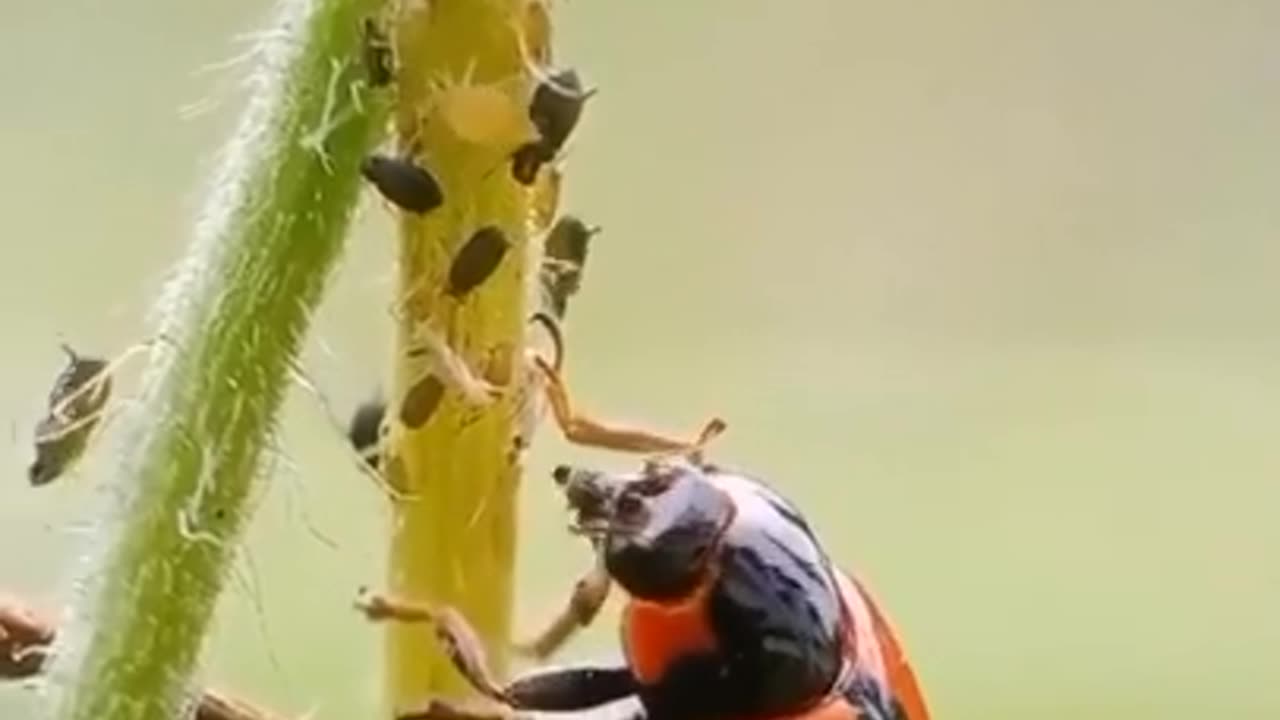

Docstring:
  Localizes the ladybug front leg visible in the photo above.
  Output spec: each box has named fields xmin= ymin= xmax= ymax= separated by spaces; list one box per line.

xmin=512 ymin=554 xmax=612 ymax=661
xmin=357 ymin=589 xmax=639 ymax=714
xmin=532 ymin=354 xmax=726 ymax=459
xmin=396 ymin=699 xmax=521 ymax=720
xmin=356 ymin=589 xmax=508 ymax=700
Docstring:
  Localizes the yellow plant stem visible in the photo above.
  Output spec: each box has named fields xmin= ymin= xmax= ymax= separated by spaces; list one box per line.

xmin=383 ymin=0 xmax=551 ymax=711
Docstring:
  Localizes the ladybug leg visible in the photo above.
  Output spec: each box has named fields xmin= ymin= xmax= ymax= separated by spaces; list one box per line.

xmin=355 ymin=589 xmax=507 ymax=701
xmin=357 ymin=589 xmax=638 ymax=714
xmin=531 ymin=353 xmax=727 ymax=459
xmin=501 ymin=664 xmax=637 ymax=711
xmin=396 ymin=698 xmax=525 ymax=720
xmin=512 ymin=554 xmax=611 ymax=660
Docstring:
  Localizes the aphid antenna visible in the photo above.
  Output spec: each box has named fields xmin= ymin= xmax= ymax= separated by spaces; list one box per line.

xmin=406 ymin=318 xmax=502 ymax=407
xmin=229 ymin=544 xmax=297 ymax=692
xmin=33 ymin=406 xmax=112 ymax=445
xmin=46 ymin=333 xmax=176 ymax=420
xmin=266 ymin=436 xmax=344 ymax=552
xmin=284 ymin=357 xmax=419 ymax=503
xmin=511 ymin=19 xmax=599 ymax=104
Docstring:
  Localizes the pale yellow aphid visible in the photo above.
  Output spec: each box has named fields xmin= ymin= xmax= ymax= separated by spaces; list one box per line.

xmin=428 ymin=59 xmax=538 ymax=150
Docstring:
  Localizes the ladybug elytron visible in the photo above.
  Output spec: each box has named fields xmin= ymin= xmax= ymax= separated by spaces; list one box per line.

xmin=358 ymin=337 xmax=929 ymax=720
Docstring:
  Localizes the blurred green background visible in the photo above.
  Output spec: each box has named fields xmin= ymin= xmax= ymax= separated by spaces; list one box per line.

xmin=2 ymin=1 xmax=1278 ymax=718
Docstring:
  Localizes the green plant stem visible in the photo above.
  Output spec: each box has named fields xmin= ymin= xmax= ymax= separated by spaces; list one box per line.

xmin=43 ymin=1 xmax=391 ymax=718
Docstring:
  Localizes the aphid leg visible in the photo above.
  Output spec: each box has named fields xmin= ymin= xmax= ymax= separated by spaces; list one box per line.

xmin=531 ymin=354 xmax=727 ymax=458
xmin=511 ymin=553 xmax=611 ymax=661
xmin=46 ymin=338 xmax=154 ymax=422
xmin=33 ymin=406 xmax=110 ymax=444
xmin=407 ymin=320 xmax=501 ymax=407
xmin=285 ymin=359 xmax=416 ymax=503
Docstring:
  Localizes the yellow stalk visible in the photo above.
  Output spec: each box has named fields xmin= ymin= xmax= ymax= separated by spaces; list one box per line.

xmin=381 ymin=0 xmax=563 ymax=712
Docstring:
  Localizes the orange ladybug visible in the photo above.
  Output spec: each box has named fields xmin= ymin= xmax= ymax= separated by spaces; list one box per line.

xmin=362 ymin=457 xmax=930 ymax=720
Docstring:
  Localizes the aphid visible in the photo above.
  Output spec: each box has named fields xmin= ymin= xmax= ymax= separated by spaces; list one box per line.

xmin=511 ymin=68 xmax=595 ymax=185
xmin=362 ymin=458 xmax=932 ymax=720
xmin=540 ymin=215 xmax=601 ymax=318
xmin=361 ymin=18 xmax=394 ymax=88
xmin=446 ymin=225 xmax=510 ymax=298
xmin=29 ymin=344 xmax=112 ymax=487
xmin=361 ymin=153 xmax=444 ymax=214
xmin=347 ymin=392 xmax=386 ymax=471
xmin=399 ymin=374 xmax=445 ymax=430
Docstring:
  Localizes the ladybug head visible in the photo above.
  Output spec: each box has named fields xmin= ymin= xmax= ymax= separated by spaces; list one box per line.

xmin=552 ymin=459 xmax=735 ymax=601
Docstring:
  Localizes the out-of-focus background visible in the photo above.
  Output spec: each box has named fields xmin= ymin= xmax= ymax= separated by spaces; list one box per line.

xmin=2 ymin=1 xmax=1278 ymax=718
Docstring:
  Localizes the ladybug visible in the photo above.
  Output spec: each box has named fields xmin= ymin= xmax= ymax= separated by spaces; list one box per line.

xmin=356 ymin=357 xmax=929 ymax=720
xmin=361 ymin=457 xmax=929 ymax=720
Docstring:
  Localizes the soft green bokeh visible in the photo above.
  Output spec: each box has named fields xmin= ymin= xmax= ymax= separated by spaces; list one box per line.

xmin=2 ymin=2 xmax=1277 ymax=718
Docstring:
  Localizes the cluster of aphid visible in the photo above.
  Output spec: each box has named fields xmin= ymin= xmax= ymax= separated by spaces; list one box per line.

xmin=340 ymin=12 xmax=931 ymax=720
xmin=18 ymin=10 xmax=932 ymax=720
xmin=342 ymin=11 xmax=653 ymax=483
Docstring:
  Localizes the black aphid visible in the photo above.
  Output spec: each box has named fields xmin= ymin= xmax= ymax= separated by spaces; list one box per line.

xmin=347 ymin=393 xmax=387 ymax=470
xmin=541 ymin=216 xmax=601 ymax=317
xmin=361 ymin=153 xmax=444 ymax=214
xmin=361 ymin=18 xmax=394 ymax=88
xmin=29 ymin=345 xmax=112 ymax=487
xmin=447 ymin=226 xmax=510 ymax=298
xmin=545 ymin=215 xmax=600 ymax=267
xmin=511 ymin=68 xmax=595 ymax=185
xmin=400 ymin=374 xmax=445 ymax=430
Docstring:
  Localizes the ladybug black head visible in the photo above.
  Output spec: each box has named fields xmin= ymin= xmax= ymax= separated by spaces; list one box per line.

xmin=553 ymin=459 xmax=734 ymax=602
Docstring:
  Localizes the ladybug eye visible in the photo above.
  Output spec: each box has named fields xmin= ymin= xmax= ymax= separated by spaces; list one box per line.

xmin=632 ymin=472 xmax=676 ymax=497
xmin=615 ymin=492 xmax=644 ymax=518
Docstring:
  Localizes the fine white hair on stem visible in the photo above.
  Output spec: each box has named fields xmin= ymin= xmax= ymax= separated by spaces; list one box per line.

xmin=42 ymin=0 xmax=316 ymax=708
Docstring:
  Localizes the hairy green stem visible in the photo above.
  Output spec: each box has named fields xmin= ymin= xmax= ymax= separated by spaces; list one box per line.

xmin=43 ymin=1 xmax=391 ymax=718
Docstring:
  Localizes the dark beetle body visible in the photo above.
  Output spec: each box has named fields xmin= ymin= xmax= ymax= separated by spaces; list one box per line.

xmin=511 ymin=68 xmax=592 ymax=185
xmin=540 ymin=215 xmax=600 ymax=317
xmin=447 ymin=226 xmax=509 ymax=297
xmin=361 ymin=154 xmax=444 ymax=214
xmin=399 ymin=374 xmax=445 ymax=429
xmin=502 ymin=460 xmax=931 ymax=720
xmin=29 ymin=346 xmax=112 ymax=486
xmin=347 ymin=393 xmax=386 ymax=470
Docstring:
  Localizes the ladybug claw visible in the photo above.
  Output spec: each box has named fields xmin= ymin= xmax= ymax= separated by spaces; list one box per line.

xmin=512 ymin=558 xmax=611 ymax=661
